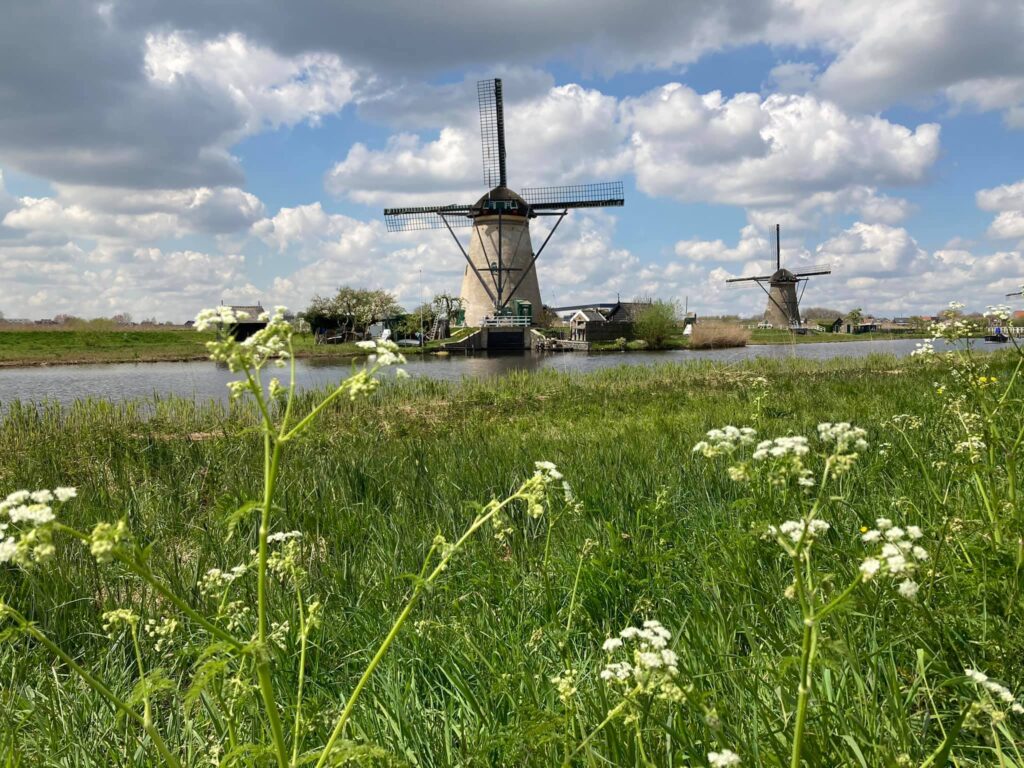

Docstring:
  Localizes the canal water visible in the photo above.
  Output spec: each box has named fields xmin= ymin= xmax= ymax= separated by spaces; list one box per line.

xmin=0 ymin=337 xmax=960 ymax=407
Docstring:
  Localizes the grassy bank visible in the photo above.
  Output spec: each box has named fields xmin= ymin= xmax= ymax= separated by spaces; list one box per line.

xmin=750 ymin=328 xmax=931 ymax=344
xmin=1 ymin=351 xmax=1023 ymax=765
xmin=0 ymin=329 xmax=466 ymax=367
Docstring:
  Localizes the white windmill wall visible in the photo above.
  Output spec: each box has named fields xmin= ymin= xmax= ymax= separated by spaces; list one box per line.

xmin=460 ymin=214 xmax=542 ymax=326
xmin=764 ymin=282 xmax=801 ymax=327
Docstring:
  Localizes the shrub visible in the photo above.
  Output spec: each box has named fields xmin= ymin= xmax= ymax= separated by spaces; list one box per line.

xmin=633 ymin=301 xmax=678 ymax=348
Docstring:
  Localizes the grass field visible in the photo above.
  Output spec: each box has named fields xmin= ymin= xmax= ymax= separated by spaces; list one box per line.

xmin=0 ymin=328 xmax=466 ymax=366
xmin=1 ymin=345 xmax=1023 ymax=766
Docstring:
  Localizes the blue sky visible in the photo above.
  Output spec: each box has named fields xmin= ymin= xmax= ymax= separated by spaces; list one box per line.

xmin=0 ymin=1 xmax=1022 ymax=321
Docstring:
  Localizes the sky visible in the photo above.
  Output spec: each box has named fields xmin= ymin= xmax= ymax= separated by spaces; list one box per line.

xmin=0 ymin=0 xmax=1022 ymax=321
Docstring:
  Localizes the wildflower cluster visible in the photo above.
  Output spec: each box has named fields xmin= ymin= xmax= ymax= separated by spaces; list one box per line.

xmin=144 ymin=616 xmax=180 ymax=653
xmin=489 ymin=461 xmax=567 ymax=542
xmin=708 ymin=749 xmax=742 ymax=767
xmin=102 ymin=608 xmax=139 ymax=637
xmin=600 ymin=620 xmax=682 ymax=700
xmin=0 ymin=487 xmax=76 ymax=565
xmin=199 ymin=305 xmax=292 ymax=378
xmin=752 ymin=435 xmax=814 ymax=487
xmin=964 ymin=669 xmax=1024 ymax=717
xmin=200 ymin=564 xmax=247 ymax=595
xmin=984 ymin=304 xmax=1012 ymax=323
xmin=858 ymin=518 xmax=928 ymax=600
xmin=766 ymin=519 xmax=830 ymax=553
xmin=817 ymin=422 xmax=869 ymax=474
xmin=550 ymin=669 xmax=579 ymax=706
xmin=267 ymin=533 xmax=306 ymax=583
xmin=692 ymin=426 xmax=757 ymax=458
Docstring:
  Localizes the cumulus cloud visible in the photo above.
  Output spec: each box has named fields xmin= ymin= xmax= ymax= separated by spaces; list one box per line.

xmin=977 ymin=179 xmax=1024 ymax=240
xmin=328 ymin=83 xmax=628 ymax=206
xmin=2 ymin=186 xmax=265 ymax=243
xmin=626 ymin=85 xmax=939 ymax=208
xmin=0 ymin=242 xmax=259 ymax=320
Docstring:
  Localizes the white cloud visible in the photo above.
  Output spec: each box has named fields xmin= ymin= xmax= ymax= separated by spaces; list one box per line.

xmin=144 ymin=32 xmax=359 ymax=135
xmin=2 ymin=186 xmax=265 ymax=243
xmin=0 ymin=242 xmax=258 ymax=320
xmin=626 ymin=86 xmax=939 ymax=208
xmin=814 ymin=222 xmax=926 ymax=275
xmin=327 ymin=82 xmax=628 ymax=206
xmin=674 ymin=225 xmax=771 ymax=263
xmin=977 ymin=179 xmax=1024 ymax=240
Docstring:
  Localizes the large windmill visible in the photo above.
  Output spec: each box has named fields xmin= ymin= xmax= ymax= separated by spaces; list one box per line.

xmin=726 ymin=225 xmax=832 ymax=328
xmin=383 ymin=79 xmax=625 ymax=327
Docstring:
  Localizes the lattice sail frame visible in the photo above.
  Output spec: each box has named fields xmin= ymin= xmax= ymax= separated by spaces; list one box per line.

xmin=478 ymin=79 xmax=506 ymax=189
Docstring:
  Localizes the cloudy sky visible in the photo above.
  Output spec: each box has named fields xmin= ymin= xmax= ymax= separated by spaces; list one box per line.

xmin=1 ymin=0 xmax=1022 ymax=321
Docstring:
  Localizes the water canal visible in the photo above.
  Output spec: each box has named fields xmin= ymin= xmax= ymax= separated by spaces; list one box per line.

xmin=0 ymin=337 xmax=960 ymax=406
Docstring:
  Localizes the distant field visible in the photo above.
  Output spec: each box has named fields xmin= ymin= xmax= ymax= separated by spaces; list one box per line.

xmin=0 ymin=329 xmax=416 ymax=366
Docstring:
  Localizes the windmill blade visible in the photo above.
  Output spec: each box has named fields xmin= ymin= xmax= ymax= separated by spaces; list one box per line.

xmin=790 ymin=268 xmax=831 ymax=278
xmin=478 ymin=79 xmax=506 ymax=188
xmin=521 ymin=182 xmax=625 ymax=209
xmin=383 ymin=204 xmax=473 ymax=232
xmin=793 ymin=263 xmax=832 ymax=277
xmin=726 ymin=275 xmax=772 ymax=283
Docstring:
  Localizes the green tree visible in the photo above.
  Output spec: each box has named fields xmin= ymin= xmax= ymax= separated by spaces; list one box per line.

xmin=633 ymin=300 xmax=679 ymax=349
xmin=305 ymin=287 xmax=403 ymax=340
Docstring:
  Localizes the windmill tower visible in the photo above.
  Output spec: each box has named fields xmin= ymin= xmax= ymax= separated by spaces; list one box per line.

xmin=726 ymin=225 xmax=832 ymax=328
xmin=383 ymin=79 xmax=625 ymax=327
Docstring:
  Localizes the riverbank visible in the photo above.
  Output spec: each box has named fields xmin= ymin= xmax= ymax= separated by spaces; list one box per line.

xmin=0 ymin=328 xmax=463 ymax=367
xmin=0 ymin=327 xmax=941 ymax=367
xmin=2 ymin=350 xmax=1022 ymax=764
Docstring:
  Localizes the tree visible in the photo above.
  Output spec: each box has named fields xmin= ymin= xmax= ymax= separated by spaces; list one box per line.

xmin=846 ymin=307 xmax=864 ymax=326
xmin=633 ymin=300 xmax=679 ymax=349
xmin=431 ymin=292 xmax=464 ymax=320
xmin=305 ymin=287 xmax=403 ymax=340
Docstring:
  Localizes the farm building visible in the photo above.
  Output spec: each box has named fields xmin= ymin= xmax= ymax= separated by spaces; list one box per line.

xmin=224 ymin=304 xmax=267 ymax=340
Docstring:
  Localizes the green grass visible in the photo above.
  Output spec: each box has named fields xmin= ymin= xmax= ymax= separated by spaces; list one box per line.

xmin=1 ymin=353 xmax=1022 ymax=765
xmin=0 ymin=329 xmax=463 ymax=367
xmin=750 ymin=328 xmax=930 ymax=344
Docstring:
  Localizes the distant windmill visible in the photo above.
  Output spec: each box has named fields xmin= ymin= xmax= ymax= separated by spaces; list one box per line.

xmin=726 ymin=225 xmax=832 ymax=328
xmin=383 ymin=79 xmax=625 ymax=327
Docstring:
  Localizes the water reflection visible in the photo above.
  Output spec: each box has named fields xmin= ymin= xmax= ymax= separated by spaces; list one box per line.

xmin=0 ymin=337 xmax=964 ymax=407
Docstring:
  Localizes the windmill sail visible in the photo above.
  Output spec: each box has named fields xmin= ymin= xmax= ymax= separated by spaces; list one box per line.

xmin=478 ymin=79 xmax=506 ymax=188
xmin=383 ymin=204 xmax=473 ymax=232
xmin=521 ymin=182 xmax=625 ymax=209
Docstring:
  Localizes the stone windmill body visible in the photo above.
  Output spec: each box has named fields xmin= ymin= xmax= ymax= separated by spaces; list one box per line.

xmin=384 ymin=79 xmax=625 ymax=327
xmin=726 ymin=225 xmax=831 ymax=328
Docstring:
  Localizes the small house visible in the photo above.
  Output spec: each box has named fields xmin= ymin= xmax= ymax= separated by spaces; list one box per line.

xmin=569 ymin=309 xmax=607 ymax=341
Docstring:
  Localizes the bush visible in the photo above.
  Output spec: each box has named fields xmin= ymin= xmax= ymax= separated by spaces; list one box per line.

xmin=689 ymin=322 xmax=750 ymax=349
xmin=626 ymin=339 xmax=648 ymax=350
xmin=633 ymin=301 xmax=679 ymax=348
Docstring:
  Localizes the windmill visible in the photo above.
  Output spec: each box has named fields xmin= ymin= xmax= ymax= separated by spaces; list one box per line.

xmin=383 ymin=79 xmax=625 ymax=327
xmin=725 ymin=225 xmax=832 ymax=328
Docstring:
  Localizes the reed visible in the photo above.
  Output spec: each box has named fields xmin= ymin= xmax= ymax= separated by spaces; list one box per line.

xmin=689 ymin=322 xmax=751 ymax=349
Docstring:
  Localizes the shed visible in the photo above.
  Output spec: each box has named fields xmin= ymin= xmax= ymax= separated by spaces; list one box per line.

xmin=569 ymin=309 xmax=607 ymax=340
xmin=225 ymin=304 xmax=267 ymax=341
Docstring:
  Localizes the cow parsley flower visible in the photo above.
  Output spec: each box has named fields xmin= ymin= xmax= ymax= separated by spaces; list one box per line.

xmin=599 ymin=619 xmax=682 ymax=700
xmin=860 ymin=521 xmax=928 ymax=598
xmin=692 ymin=426 xmax=757 ymax=458
xmin=708 ymin=749 xmax=742 ymax=767
xmin=964 ymin=668 xmax=1024 ymax=717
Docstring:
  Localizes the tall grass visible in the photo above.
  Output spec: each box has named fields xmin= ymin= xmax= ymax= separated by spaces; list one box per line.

xmin=1 ymin=346 xmax=1022 ymax=765
xmin=689 ymin=322 xmax=751 ymax=349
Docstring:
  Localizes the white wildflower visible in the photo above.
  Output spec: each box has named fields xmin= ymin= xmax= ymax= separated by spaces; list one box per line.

xmin=708 ymin=749 xmax=742 ymax=766
xmin=897 ymin=579 xmax=919 ymax=600
xmin=859 ymin=558 xmax=881 ymax=580
xmin=267 ymin=530 xmax=302 ymax=543
xmin=54 ymin=487 xmax=77 ymax=502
